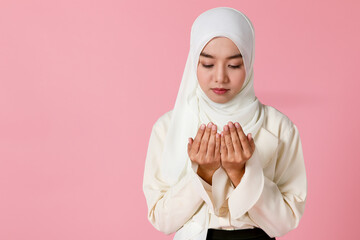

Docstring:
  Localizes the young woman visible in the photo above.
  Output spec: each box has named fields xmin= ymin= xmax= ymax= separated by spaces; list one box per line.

xmin=143 ymin=7 xmax=307 ymax=240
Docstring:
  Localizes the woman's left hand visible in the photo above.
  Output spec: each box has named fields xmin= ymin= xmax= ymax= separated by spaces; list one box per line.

xmin=220 ymin=121 xmax=255 ymax=187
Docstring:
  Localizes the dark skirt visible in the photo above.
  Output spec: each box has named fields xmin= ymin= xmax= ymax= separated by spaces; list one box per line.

xmin=206 ymin=228 xmax=275 ymax=240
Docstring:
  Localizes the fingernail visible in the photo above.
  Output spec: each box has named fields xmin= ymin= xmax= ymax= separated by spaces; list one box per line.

xmin=224 ymin=125 xmax=229 ymax=131
xmin=229 ymin=122 xmax=234 ymax=129
xmin=201 ymin=124 xmax=205 ymax=130
xmin=207 ymin=122 xmax=213 ymax=128
xmin=212 ymin=125 xmax=216 ymax=131
xmin=216 ymin=133 xmax=220 ymax=138
xmin=235 ymin=122 xmax=240 ymax=128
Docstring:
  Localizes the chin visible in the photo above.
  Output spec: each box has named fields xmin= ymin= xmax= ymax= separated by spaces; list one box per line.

xmin=210 ymin=97 xmax=229 ymax=104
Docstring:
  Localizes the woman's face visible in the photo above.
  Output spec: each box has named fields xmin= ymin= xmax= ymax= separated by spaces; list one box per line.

xmin=197 ymin=37 xmax=246 ymax=104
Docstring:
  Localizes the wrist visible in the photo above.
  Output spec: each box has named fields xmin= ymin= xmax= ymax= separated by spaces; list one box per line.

xmin=226 ymin=168 xmax=245 ymax=187
xmin=197 ymin=167 xmax=216 ymax=185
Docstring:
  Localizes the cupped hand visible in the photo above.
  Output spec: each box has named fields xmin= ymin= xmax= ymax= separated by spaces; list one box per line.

xmin=220 ymin=121 xmax=255 ymax=186
xmin=187 ymin=122 xmax=221 ymax=184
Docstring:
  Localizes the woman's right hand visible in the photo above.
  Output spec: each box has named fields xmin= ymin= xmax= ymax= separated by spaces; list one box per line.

xmin=187 ymin=122 xmax=221 ymax=185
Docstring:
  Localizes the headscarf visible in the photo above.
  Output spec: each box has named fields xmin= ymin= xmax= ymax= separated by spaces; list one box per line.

xmin=160 ymin=7 xmax=265 ymax=186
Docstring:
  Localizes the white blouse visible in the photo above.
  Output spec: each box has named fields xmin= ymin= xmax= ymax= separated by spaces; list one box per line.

xmin=143 ymin=104 xmax=307 ymax=240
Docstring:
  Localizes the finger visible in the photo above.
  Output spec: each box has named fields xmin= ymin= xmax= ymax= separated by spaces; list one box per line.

xmin=199 ymin=122 xmax=212 ymax=156
xmin=223 ymin=124 xmax=235 ymax=154
xmin=235 ymin=122 xmax=252 ymax=156
xmin=214 ymin=133 xmax=221 ymax=161
xmin=228 ymin=121 xmax=242 ymax=154
xmin=206 ymin=124 xmax=217 ymax=159
xmin=187 ymin=137 xmax=193 ymax=156
xmin=220 ymin=132 xmax=227 ymax=160
xmin=192 ymin=124 xmax=206 ymax=153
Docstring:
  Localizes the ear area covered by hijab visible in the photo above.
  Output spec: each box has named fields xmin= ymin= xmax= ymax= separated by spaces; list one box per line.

xmin=160 ymin=7 xmax=266 ymax=186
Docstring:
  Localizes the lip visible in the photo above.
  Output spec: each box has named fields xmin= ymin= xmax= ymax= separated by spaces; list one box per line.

xmin=211 ymin=88 xmax=229 ymax=95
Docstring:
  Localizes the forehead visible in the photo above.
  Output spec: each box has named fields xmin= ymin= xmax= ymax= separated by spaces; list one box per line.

xmin=201 ymin=37 xmax=241 ymax=55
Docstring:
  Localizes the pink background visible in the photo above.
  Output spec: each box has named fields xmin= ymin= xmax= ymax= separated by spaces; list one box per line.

xmin=1 ymin=0 xmax=359 ymax=239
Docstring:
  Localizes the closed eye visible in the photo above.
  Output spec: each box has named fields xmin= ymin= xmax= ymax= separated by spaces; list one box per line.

xmin=201 ymin=64 xmax=242 ymax=69
xmin=229 ymin=65 xmax=241 ymax=69
xmin=202 ymin=64 xmax=213 ymax=68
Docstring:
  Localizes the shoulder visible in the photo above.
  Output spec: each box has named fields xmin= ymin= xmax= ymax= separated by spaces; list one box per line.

xmin=262 ymin=104 xmax=298 ymax=139
xmin=152 ymin=109 xmax=174 ymax=133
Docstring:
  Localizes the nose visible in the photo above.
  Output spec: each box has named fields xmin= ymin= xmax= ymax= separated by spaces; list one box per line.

xmin=215 ymin=64 xmax=228 ymax=83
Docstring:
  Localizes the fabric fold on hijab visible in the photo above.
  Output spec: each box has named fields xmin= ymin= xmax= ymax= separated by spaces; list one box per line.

xmin=159 ymin=7 xmax=266 ymax=201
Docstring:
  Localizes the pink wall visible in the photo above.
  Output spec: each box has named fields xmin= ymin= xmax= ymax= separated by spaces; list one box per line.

xmin=1 ymin=0 xmax=359 ymax=239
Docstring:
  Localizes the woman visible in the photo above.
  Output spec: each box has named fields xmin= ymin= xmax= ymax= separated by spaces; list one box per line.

xmin=143 ymin=7 xmax=307 ymax=240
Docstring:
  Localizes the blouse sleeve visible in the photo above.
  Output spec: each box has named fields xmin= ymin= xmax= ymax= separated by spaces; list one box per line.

xmin=227 ymin=124 xmax=307 ymax=237
xmin=143 ymin=116 xmax=214 ymax=235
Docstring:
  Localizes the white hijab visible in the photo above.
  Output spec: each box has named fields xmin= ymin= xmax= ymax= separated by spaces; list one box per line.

xmin=160 ymin=7 xmax=265 ymax=186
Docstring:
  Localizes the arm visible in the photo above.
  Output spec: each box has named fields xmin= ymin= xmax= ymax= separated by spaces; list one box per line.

xmin=143 ymin=119 xmax=214 ymax=235
xmin=228 ymin=124 xmax=307 ymax=237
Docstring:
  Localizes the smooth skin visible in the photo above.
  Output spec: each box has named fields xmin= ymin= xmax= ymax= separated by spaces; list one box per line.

xmin=197 ymin=36 xmax=245 ymax=104
xmin=187 ymin=37 xmax=255 ymax=187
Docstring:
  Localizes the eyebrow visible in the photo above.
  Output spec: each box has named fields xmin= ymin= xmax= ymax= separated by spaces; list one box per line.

xmin=200 ymin=51 xmax=242 ymax=59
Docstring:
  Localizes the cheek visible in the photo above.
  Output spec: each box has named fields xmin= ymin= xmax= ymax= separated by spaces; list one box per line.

xmin=197 ymin=66 xmax=211 ymax=85
xmin=230 ymin=69 xmax=246 ymax=89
